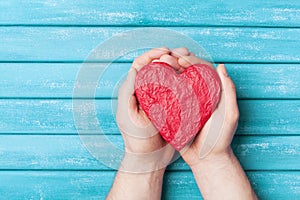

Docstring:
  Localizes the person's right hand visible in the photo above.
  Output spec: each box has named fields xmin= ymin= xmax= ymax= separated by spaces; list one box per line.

xmin=179 ymin=54 xmax=239 ymax=166
xmin=154 ymin=48 xmax=239 ymax=166
xmin=153 ymin=48 xmax=257 ymax=200
xmin=175 ymin=51 xmax=258 ymax=200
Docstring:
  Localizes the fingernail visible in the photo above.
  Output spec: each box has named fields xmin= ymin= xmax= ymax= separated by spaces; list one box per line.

xmin=221 ymin=64 xmax=228 ymax=77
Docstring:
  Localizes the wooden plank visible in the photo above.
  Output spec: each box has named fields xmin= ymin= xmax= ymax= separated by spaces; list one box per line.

xmin=0 ymin=135 xmax=299 ymax=170
xmin=0 ymin=63 xmax=299 ymax=99
xmin=0 ymin=171 xmax=299 ymax=199
xmin=238 ymin=100 xmax=300 ymax=135
xmin=1 ymin=27 xmax=300 ymax=62
xmin=163 ymin=171 xmax=300 ymax=200
xmin=1 ymin=0 xmax=300 ymax=27
xmin=0 ymin=99 xmax=299 ymax=135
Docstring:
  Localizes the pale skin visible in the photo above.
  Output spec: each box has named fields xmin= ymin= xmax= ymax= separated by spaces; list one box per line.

xmin=106 ymin=47 xmax=258 ymax=200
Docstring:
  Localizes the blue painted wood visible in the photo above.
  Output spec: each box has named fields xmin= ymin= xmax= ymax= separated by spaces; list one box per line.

xmin=163 ymin=171 xmax=300 ymax=200
xmin=0 ymin=171 xmax=299 ymax=200
xmin=0 ymin=63 xmax=299 ymax=99
xmin=0 ymin=99 xmax=299 ymax=135
xmin=0 ymin=135 xmax=299 ymax=170
xmin=1 ymin=1 xmax=299 ymax=199
xmin=1 ymin=0 xmax=300 ymax=27
xmin=1 ymin=27 xmax=300 ymax=62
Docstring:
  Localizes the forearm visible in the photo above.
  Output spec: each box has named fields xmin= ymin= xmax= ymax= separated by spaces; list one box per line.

xmin=191 ymin=149 xmax=257 ymax=200
xmin=106 ymin=155 xmax=166 ymax=200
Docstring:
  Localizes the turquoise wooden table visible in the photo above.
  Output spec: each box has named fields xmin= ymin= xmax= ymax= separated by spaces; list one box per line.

xmin=0 ymin=1 xmax=300 ymax=199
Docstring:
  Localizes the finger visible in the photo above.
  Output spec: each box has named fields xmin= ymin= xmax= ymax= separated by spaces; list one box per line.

xmin=132 ymin=47 xmax=170 ymax=71
xmin=216 ymin=64 xmax=238 ymax=113
xmin=178 ymin=55 xmax=213 ymax=68
xmin=171 ymin=47 xmax=189 ymax=58
xmin=118 ymin=68 xmax=138 ymax=113
xmin=188 ymin=52 xmax=195 ymax=56
xmin=159 ymin=54 xmax=182 ymax=71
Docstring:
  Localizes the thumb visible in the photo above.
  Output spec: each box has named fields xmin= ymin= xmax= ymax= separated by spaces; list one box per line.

xmin=195 ymin=64 xmax=237 ymax=159
xmin=216 ymin=64 xmax=239 ymax=118
xmin=216 ymin=64 xmax=237 ymax=102
xmin=118 ymin=68 xmax=138 ymax=112
xmin=126 ymin=68 xmax=137 ymax=94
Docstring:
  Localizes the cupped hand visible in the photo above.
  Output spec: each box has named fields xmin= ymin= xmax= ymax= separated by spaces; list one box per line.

xmin=116 ymin=47 xmax=176 ymax=172
xmin=154 ymin=48 xmax=239 ymax=166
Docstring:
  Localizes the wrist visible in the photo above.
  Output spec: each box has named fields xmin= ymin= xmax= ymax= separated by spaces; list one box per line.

xmin=119 ymin=152 xmax=168 ymax=174
xmin=189 ymin=147 xmax=235 ymax=171
xmin=187 ymin=148 xmax=257 ymax=200
xmin=108 ymin=158 xmax=166 ymax=200
xmin=118 ymin=165 xmax=166 ymax=181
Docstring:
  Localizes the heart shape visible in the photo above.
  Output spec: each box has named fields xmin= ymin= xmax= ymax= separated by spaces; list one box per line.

xmin=135 ymin=62 xmax=221 ymax=151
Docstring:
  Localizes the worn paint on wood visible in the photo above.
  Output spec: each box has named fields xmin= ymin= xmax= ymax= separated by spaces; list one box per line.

xmin=0 ymin=63 xmax=299 ymax=99
xmin=0 ymin=0 xmax=299 ymax=199
xmin=0 ymin=99 xmax=299 ymax=135
xmin=0 ymin=135 xmax=299 ymax=170
xmin=1 ymin=27 xmax=300 ymax=62
xmin=1 ymin=0 xmax=300 ymax=27
xmin=0 ymin=171 xmax=299 ymax=199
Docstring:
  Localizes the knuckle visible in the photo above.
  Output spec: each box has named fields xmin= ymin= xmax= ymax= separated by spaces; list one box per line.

xmin=133 ymin=56 xmax=141 ymax=64
xmin=118 ymin=83 xmax=126 ymax=98
xmin=133 ymin=57 xmax=145 ymax=68
xmin=231 ymin=84 xmax=236 ymax=91
xmin=229 ymin=80 xmax=237 ymax=91
xmin=232 ymin=109 xmax=240 ymax=122
xmin=226 ymin=106 xmax=239 ymax=126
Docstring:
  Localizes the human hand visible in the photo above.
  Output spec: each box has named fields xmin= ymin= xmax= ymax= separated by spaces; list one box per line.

xmin=108 ymin=48 xmax=175 ymax=199
xmin=116 ymin=47 xmax=175 ymax=172
xmin=174 ymin=51 xmax=239 ymax=166
xmin=152 ymin=47 xmax=239 ymax=166
xmin=138 ymin=48 xmax=256 ymax=200
xmin=169 ymin=51 xmax=257 ymax=200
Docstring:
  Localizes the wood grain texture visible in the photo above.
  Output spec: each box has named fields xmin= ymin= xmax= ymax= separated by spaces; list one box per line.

xmin=1 ymin=1 xmax=299 ymax=199
xmin=0 ymin=99 xmax=299 ymax=135
xmin=0 ymin=135 xmax=299 ymax=170
xmin=1 ymin=0 xmax=300 ymax=27
xmin=1 ymin=63 xmax=299 ymax=99
xmin=1 ymin=27 xmax=300 ymax=62
xmin=0 ymin=171 xmax=299 ymax=200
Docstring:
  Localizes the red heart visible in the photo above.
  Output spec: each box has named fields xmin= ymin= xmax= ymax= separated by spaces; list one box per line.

xmin=135 ymin=62 xmax=221 ymax=151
